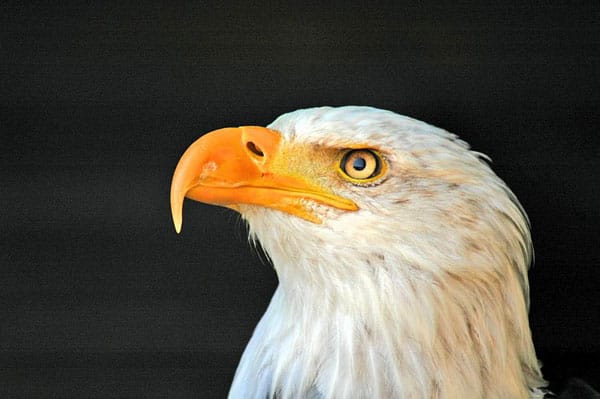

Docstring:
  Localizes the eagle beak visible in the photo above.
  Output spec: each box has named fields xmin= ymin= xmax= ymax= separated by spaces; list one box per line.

xmin=170 ymin=126 xmax=358 ymax=233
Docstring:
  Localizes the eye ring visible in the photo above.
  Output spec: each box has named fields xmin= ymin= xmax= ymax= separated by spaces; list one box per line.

xmin=339 ymin=149 xmax=385 ymax=182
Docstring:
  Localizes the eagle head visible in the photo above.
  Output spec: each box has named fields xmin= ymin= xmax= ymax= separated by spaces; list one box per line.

xmin=171 ymin=106 xmax=546 ymax=398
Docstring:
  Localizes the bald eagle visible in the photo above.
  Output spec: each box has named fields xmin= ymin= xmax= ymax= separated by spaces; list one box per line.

xmin=170 ymin=107 xmax=590 ymax=398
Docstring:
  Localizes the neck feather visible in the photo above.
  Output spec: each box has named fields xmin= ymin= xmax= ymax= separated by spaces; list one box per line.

xmin=231 ymin=247 xmax=546 ymax=399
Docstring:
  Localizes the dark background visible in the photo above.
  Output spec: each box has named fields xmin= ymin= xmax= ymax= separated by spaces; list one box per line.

xmin=1 ymin=2 xmax=599 ymax=397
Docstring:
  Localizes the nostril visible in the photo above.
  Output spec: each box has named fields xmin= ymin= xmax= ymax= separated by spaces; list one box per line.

xmin=246 ymin=141 xmax=264 ymax=157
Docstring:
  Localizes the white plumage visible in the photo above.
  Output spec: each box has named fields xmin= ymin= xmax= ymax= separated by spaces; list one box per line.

xmin=171 ymin=106 xmax=547 ymax=398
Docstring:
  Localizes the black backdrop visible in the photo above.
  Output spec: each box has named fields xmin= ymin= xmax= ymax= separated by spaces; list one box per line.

xmin=2 ymin=2 xmax=599 ymax=397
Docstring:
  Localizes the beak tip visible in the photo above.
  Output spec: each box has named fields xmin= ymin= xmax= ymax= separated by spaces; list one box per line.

xmin=171 ymin=206 xmax=183 ymax=234
xmin=170 ymin=190 xmax=184 ymax=235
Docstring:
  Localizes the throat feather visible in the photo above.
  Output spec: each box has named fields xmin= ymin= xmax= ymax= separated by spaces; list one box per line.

xmin=231 ymin=252 xmax=543 ymax=398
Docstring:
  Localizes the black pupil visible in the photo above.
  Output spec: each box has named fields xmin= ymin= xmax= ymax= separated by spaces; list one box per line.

xmin=353 ymin=157 xmax=367 ymax=171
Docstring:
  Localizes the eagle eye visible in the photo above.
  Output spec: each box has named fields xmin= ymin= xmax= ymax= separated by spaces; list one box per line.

xmin=339 ymin=149 xmax=384 ymax=182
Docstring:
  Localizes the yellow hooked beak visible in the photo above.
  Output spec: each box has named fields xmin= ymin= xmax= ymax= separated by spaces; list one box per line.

xmin=170 ymin=126 xmax=358 ymax=233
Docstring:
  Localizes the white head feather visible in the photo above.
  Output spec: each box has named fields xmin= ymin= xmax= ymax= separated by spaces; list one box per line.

xmin=228 ymin=106 xmax=546 ymax=398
